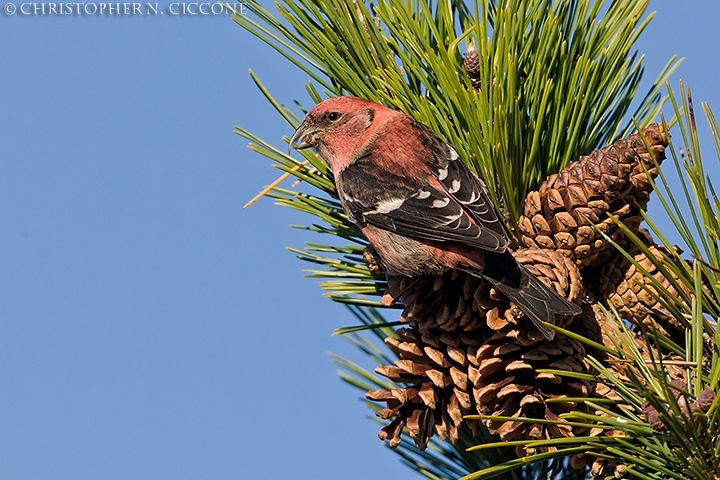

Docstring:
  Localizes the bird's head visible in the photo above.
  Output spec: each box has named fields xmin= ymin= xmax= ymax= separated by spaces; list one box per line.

xmin=289 ymin=96 xmax=391 ymax=170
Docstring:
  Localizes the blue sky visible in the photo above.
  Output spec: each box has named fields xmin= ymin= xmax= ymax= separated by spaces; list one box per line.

xmin=0 ymin=1 xmax=718 ymax=479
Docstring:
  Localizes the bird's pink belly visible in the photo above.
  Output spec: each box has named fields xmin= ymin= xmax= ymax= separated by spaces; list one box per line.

xmin=361 ymin=225 xmax=484 ymax=277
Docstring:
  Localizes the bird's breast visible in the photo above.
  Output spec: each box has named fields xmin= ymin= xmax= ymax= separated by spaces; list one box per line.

xmin=360 ymin=225 xmax=485 ymax=277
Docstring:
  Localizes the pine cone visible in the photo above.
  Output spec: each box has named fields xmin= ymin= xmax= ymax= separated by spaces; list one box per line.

xmin=385 ymin=271 xmax=493 ymax=334
xmin=696 ymin=388 xmax=716 ymax=413
xmin=597 ymin=244 xmax=686 ymax=335
xmin=463 ymin=44 xmax=481 ymax=90
xmin=515 ymin=247 xmax=584 ymax=314
xmin=583 ymin=302 xmax=684 ymax=379
xmin=557 ymin=305 xmax=637 ymax=475
xmin=474 ymin=326 xmax=593 ymax=446
xmin=368 ymin=319 xmax=595 ymax=451
xmin=570 ymin=379 xmax=629 ymax=475
xmin=384 ymin=247 xmax=581 ymax=336
xmin=519 ymin=124 xmax=668 ymax=267
xmin=640 ymin=377 xmax=713 ymax=432
xmin=367 ymin=326 xmax=483 ymax=449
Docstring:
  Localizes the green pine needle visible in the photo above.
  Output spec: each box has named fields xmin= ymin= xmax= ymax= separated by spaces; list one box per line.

xmin=233 ymin=0 xmax=720 ymax=478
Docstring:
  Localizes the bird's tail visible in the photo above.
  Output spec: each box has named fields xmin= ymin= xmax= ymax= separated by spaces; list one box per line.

xmin=466 ymin=252 xmax=582 ymax=340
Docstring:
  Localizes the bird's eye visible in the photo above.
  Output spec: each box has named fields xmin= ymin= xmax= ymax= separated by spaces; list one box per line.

xmin=327 ymin=112 xmax=341 ymax=121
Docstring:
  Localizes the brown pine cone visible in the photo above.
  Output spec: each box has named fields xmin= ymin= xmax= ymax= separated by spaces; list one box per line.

xmin=569 ymin=379 xmax=629 ymax=474
xmin=514 ymin=247 xmax=584 ymax=314
xmin=463 ymin=44 xmax=481 ymax=90
xmin=583 ymin=302 xmax=686 ymax=379
xmin=519 ymin=124 xmax=668 ymax=267
xmin=384 ymin=247 xmax=581 ymax=337
xmin=597 ymin=244 xmax=686 ymax=335
xmin=385 ymin=270 xmax=499 ymax=334
xmin=474 ymin=329 xmax=593 ymax=445
xmin=696 ymin=388 xmax=716 ymax=413
xmin=368 ymin=321 xmax=595 ymax=451
xmin=366 ymin=326 xmax=483 ymax=449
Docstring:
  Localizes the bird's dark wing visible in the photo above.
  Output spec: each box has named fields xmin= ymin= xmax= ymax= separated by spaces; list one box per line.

xmin=339 ymin=122 xmax=508 ymax=252
xmin=417 ymin=125 xmax=508 ymax=241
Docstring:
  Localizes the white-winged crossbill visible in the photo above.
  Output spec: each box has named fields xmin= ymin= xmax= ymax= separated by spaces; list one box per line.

xmin=289 ymin=96 xmax=581 ymax=339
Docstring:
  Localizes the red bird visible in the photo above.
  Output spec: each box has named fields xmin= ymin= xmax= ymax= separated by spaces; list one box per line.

xmin=289 ymin=96 xmax=581 ymax=339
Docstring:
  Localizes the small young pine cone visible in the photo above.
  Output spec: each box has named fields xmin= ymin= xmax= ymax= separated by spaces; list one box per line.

xmin=463 ymin=44 xmax=481 ymax=90
xmin=696 ymin=388 xmax=716 ymax=413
